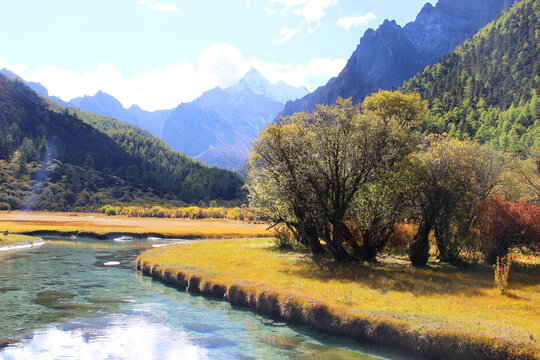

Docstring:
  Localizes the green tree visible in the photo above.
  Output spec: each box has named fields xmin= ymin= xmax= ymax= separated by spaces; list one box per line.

xmin=409 ymin=136 xmax=502 ymax=266
xmin=248 ymin=92 xmax=425 ymax=261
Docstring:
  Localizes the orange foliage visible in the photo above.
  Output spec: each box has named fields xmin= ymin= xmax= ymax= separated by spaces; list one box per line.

xmin=478 ymin=195 xmax=540 ymax=264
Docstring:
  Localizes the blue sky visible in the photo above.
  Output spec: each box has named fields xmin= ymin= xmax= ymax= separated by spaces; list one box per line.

xmin=0 ymin=0 xmax=428 ymax=110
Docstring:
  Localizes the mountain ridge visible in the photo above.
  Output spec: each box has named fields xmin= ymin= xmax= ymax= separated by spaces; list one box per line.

xmin=65 ymin=67 xmax=307 ymax=170
xmin=279 ymin=0 xmax=517 ymax=118
xmin=0 ymin=73 xmax=245 ymax=210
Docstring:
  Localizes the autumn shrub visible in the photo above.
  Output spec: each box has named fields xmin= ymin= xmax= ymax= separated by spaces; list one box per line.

xmin=0 ymin=202 xmax=11 ymax=210
xmin=205 ymin=207 xmax=227 ymax=219
xmin=102 ymin=205 xmax=119 ymax=216
xmin=125 ymin=206 xmax=143 ymax=217
xmin=99 ymin=204 xmax=258 ymax=221
xmin=184 ymin=206 xmax=203 ymax=219
xmin=386 ymin=222 xmax=416 ymax=254
xmin=226 ymin=207 xmax=256 ymax=221
xmin=494 ymin=254 xmax=513 ymax=294
xmin=478 ymin=195 xmax=540 ymax=264
xmin=272 ymin=225 xmax=297 ymax=250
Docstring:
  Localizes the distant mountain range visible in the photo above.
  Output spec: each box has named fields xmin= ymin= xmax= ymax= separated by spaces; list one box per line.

xmin=68 ymin=68 xmax=307 ymax=170
xmin=161 ymin=68 xmax=308 ymax=170
xmin=0 ymin=73 xmax=245 ymax=210
xmin=0 ymin=68 xmax=69 ymax=106
xmin=1 ymin=67 xmax=307 ymax=170
xmin=1 ymin=0 xmax=520 ymax=172
xmin=279 ymin=0 xmax=517 ymax=117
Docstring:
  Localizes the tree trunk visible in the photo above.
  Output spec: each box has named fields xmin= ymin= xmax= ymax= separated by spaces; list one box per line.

xmin=305 ymin=223 xmax=326 ymax=255
xmin=318 ymin=225 xmax=354 ymax=262
xmin=361 ymin=232 xmax=379 ymax=262
xmin=340 ymin=223 xmax=363 ymax=259
xmin=409 ymin=220 xmax=432 ymax=267
xmin=434 ymin=223 xmax=448 ymax=261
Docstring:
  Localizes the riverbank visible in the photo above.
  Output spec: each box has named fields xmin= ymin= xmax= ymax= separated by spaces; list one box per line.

xmin=137 ymin=238 xmax=539 ymax=360
xmin=0 ymin=233 xmax=44 ymax=251
xmin=0 ymin=211 xmax=271 ymax=239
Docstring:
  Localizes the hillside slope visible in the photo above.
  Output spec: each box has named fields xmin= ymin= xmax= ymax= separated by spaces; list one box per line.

xmin=401 ymin=0 xmax=539 ymax=154
xmin=0 ymin=74 xmax=245 ymax=210
xmin=279 ymin=0 xmax=516 ymax=117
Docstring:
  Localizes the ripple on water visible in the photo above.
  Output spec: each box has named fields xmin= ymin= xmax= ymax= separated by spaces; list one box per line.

xmin=0 ymin=286 xmax=22 ymax=292
xmin=78 ymin=283 xmax=105 ymax=289
xmin=183 ymin=323 xmax=223 ymax=333
xmin=4 ymin=254 xmax=32 ymax=260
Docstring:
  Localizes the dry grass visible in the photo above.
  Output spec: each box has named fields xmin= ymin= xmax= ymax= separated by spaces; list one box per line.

xmin=0 ymin=211 xmax=271 ymax=238
xmin=0 ymin=233 xmax=40 ymax=246
xmin=139 ymin=238 xmax=540 ymax=358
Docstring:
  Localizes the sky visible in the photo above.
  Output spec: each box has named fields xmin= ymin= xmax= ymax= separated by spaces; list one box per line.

xmin=0 ymin=0 xmax=428 ymax=111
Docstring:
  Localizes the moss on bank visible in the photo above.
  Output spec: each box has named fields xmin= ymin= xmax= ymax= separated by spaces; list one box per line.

xmin=137 ymin=238 xmax=539 ymax=360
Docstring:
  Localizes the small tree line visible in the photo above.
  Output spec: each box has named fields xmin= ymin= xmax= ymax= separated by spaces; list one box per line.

xmin=100 ymin=205 xmax=257 ymax=221
xmin=247 ymin=91 xmax=539 ymax=267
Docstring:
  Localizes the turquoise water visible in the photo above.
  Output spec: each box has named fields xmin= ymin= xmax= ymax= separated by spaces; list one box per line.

xmin=0 ymin=237 xmax=418 ymax=360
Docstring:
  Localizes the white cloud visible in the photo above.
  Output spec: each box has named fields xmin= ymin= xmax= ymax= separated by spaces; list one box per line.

xmin=138 ymin=1 xmax=178 ymax=12
xmin=264 ymin=0 xmax=338 ymax=22
xmin=294 ymin=0 xmax=337 ymax=22
xmin=337 ymin=12 xmax=376 ymax=30
xmin=2 ymin=45 xmax=346 ymax=111
xmin=263 ymin=0 xmax=338 ymax=42
xmin=254 ymin=57 xmax=346 ymax=89
xmin=273 ymin=26 xmax=301 ymax=44
xmin=0 ymin=57 xmax=29 ymax=76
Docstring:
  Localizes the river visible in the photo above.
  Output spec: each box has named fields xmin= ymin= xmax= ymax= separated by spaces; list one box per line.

xmin=0 ymin=237 xmax=417 ymax=360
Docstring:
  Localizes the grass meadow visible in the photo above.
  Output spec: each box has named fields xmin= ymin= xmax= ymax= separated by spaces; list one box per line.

xmin=139 ymin=238 xmax=540 ymax=358
xmin=0 ymin=211 xmax=271 ymax=238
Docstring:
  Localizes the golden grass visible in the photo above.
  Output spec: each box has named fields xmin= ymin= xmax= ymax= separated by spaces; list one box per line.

xmin=0 ymin=211 xmax=271 ymax=238
xmin=139 ymin=238 xmax=540 ymax=358
xmin=0 ymin=233 xmax=40 ymax=246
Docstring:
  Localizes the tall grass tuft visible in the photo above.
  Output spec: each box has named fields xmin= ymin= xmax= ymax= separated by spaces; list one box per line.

xmin=494 ymin=253 xmax=513 ymax=294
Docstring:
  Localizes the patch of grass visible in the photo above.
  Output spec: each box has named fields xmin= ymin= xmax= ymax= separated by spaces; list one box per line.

xmin=0 ymin=211 xmax=271 ymax=238
xmin=0 ymin=233 xmax=40 ymax=246
xmin=138 ymin=238 xmax=540 ymax=358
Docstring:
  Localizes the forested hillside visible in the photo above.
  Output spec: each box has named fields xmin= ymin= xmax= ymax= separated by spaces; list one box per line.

xmin=279 ymin=0 xmax=515 ymax=117
xmin=401 ymin=0 xmax=540 ymax=155
xmin=68 ymin=109 xmax=244 ymax=202
xmin=0 ymin=74 xmax=245 ymax=210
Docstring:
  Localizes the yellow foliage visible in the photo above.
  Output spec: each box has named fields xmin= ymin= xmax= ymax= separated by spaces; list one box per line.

xmin=98 ymin=205 xmax=257 ymax=221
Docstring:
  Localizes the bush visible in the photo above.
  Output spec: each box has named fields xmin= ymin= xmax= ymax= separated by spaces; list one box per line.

xmin=494 ymin=254 xmax=513 ymax=294
xmin=101 ymin=205 xmax=119 ymax=216
xmin=386 ymin=222 xmax=416 ymax=253
xmin=0 ymin=202 xmax=11 ymax=210
xmin=97 ymin=204 xmax=259 ymax=221
xmin=478 ymin=195 xmax=540 ymax=264
xmin=272 ymin=225 xmax=297 ymax=250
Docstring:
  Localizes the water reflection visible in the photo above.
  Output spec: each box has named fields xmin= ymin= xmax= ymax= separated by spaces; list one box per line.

xmin=2 ymin=315 xmax=208 ymax=360
xmin=0 ymin=237 xmax=418 ymax=360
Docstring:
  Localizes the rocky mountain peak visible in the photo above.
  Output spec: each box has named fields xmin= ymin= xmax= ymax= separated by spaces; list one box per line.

xmin=279 ymin=0 xmax=516 ymax=117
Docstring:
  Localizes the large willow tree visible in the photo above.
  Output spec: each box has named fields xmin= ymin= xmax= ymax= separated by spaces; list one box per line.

xmin=247 ymin=92 xmax=426 ymax=261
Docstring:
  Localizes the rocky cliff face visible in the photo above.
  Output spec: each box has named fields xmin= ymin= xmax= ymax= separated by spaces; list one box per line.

xmin=280 ymin=0 xmax=516 ymax=117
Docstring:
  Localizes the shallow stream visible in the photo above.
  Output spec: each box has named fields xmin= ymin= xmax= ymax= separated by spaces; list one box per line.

xmin=0 ymin=237 xmax=417 ymax=359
